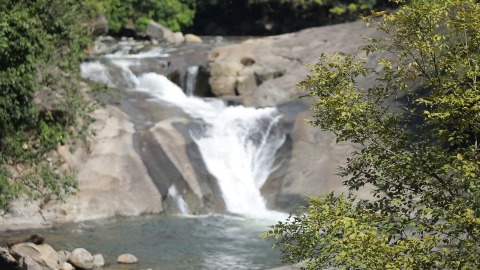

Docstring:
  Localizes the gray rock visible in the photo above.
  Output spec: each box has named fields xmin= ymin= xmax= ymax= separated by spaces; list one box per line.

xmin=68 ymin=248 xmax=94 ymax=270
xmin=10 ymin=243 xmax=59 ymax=270
xmin=185 ymin=34 xmax=202 ymax=43
xmin=90 ymin=40 xmax=119 ymax=55
xmin=146 ymin=21 xmax=174 ymax=42
xmin=208 ymin=20 xmax=382 ymax=107
xmin=0 ymin=246 xmax=18 ymax=269
xmin=93 ymin=254 xmax=105 ymax=267
xmin=57 ymin=250 xmax=71 ymax=264
xmin=167 ymin=32 xmax=185 ymax=43
xmin=59 ymin=262 xmax=75 ymax=270
xmin=90 ymin=14 xmax=108 ymax=36
xmin=47 ymin=106 xmax=163 ymax=222
xmin=117 ymin=253 xmax=138 ymax=264
xmin=19 ymin=256 xmax=42 ymax=270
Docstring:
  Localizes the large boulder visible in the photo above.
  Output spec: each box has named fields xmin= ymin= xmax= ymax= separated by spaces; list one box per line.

xmin=45 ymin=106 xmax=163 ymax=222
xmin=146 ymin=20 xmax=185 ymax=43
xmin=146 ymin=21 xmax=175 ymax=43
xmin=68 ymin=248 xmax=94 ymax=270
xmin=10 ymin=243 xmax=59 ymax=270
xmin=208 ymin=20 xmax=381 ymax=107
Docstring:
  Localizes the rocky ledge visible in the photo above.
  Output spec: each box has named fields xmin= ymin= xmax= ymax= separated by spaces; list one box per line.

xmin=1 ymin=19 xmax=381 ymax=229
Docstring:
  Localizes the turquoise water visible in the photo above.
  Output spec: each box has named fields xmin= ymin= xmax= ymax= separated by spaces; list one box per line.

xmin=1 ymin=214 xmax=283 ymax=270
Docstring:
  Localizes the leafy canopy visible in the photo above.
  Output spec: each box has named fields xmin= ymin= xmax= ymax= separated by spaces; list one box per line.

xmin=0 ymin=0 xmax=95 ymax=211
xmin=93 ymin=0 xmax=196 ymax=33
xmin=264 ymin=0 xmax=480 ymax=268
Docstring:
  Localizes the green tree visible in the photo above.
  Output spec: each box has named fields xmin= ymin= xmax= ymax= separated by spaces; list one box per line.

xmin=0 ymin=0 xmax=95 ymax=211
xmin=98 ymin=0 xmax=196 ymax=33
xmin=263 ymin=0 xmax=480 ymax=268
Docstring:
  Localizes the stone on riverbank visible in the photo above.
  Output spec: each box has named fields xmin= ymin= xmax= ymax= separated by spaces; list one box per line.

xmin=19 ymin=256 xmax=42 ymax=270
xmin=185 ymin=34 xmax=202 ymax=43
xmin=57 ymin=250 xmax=71 ymax=264
xmin=68 ymin=248 xmax=94 ymax=270
xmin=93 ymin=253 xmax=105 ymax=267
xmin=117 ymin=253 xmax=138 ymax=264
xmin=10 ymin=243 xmax=59 ymax=270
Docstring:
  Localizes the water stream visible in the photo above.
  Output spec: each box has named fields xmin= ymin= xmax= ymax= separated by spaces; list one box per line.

xmin=66 ymin=41 xmax=289 ymax=269
xmin=1 ymin=215 xmax=281 ymax=270
xmin=81 ymin=48 xmax=286 ymax=219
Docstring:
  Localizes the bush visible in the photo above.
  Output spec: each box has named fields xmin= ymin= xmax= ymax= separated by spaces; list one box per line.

xmin=264 ymin=0 xmax=480 ymax=268
xmin=0 ymin=0 xmax=94 ymax=212
xmin=100 ymin=0 xmax=196 ymax=33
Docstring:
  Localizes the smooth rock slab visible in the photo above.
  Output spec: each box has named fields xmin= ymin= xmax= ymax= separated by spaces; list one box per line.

xmin=10 ymin=243 xmax=59 ymax=270
xmin=117 ymin=253 xmax=138 ymax=264
xmin=68 ymin=248 xmax=94 ymax=269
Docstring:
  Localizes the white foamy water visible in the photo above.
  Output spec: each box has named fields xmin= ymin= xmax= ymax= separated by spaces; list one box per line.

xmin=186 ymin=65 xmax=199 ymax=96
xmin=81 ymin=60 xmax=286 ymax=219
xmin=168 ymin=185 xmax=190 ymax=215
xmin=80 ymin=61 xmax=114 ymax=87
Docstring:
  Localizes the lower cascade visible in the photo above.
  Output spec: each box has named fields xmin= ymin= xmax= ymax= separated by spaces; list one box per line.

xmin=81 ymin=60 xmax=286 ymax=218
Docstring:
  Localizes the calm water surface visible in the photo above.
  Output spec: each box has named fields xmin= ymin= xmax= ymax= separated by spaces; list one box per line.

xmin=1 ymin=214 xmax=283 ymax=270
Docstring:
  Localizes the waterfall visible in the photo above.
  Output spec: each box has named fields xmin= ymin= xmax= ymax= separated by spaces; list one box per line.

xmin=185 ymin=66 xmax=199 ymax=96
xmin=192 ymin=107 xmax=285 ymax=217
xmin=81 ymin=61 xmax=285 ymax=218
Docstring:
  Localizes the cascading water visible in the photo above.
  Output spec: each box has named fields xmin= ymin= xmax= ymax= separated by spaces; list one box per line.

xmin=81 ymin=56 xmax=286 ymax=218
xmin=192 ymin=107 xmax=285 ymax=217
xmin=185 ymin=65 xmax=199 ymax=96
xmin=167 ymin=185 xmax=190 ymax=215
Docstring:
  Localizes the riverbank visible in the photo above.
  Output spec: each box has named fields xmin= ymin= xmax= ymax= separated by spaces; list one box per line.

xmin=1 ymin=214 xmax=283 ymax=270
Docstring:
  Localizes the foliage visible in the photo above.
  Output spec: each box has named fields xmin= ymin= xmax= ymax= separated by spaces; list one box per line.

xmin=0 ymin=0 xmax=94 ymax=212
xmin=264 ymin=0 xmax=480 ymax=268
xmin=192 ymin=0 xmax=393 ymax=35
xmin=97 ymin=0 xmax=196 ymax=33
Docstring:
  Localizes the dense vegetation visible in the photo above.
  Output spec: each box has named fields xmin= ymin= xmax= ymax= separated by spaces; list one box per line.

xmin=86 ymin=0 xmax=196 ymax=33
xmin=264 ymin=0 xmax=480 ymax=268
xmin=192 ymin=0 xmax=391 ymax=35
xmin=85 ymin=0 xmax=391 ymax=35
xmin=0 ymin=0 xmax=95 ymax=211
